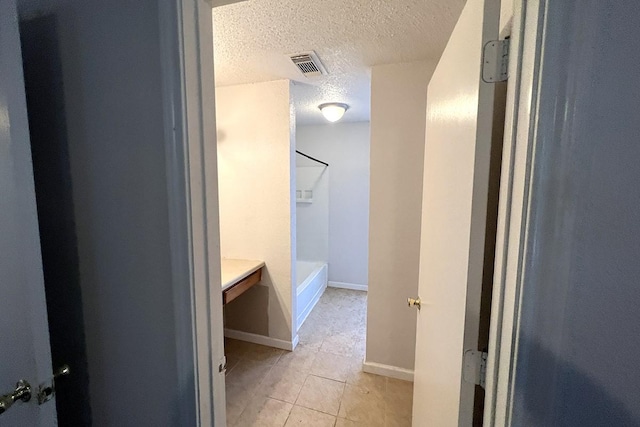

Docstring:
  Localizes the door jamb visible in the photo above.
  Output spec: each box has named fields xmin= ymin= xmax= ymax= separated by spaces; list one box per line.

xmin=483 ymin=0 xmax=546 ymax=425
xmin=159 ymin=0 xmax=226 ymax=426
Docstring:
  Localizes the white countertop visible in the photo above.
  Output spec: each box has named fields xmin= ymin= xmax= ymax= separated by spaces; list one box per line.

xmin=220 ymin=258 xmax=265 ymax=291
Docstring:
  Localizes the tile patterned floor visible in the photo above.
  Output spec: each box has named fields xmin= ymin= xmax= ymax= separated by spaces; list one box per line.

xmin=225 ymin=288 xmax=414 ymax=426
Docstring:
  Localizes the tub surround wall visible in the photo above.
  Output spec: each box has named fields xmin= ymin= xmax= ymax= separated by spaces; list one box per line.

xmin=296 ymin=166 xmax=329 ymax=264
xmin=296 ymin=123 xmax=370 ymax=288
xmin=216 ymin=80 xmax=296 ymax=346
xmin=367 ymin=61 xmax=436 ymax=376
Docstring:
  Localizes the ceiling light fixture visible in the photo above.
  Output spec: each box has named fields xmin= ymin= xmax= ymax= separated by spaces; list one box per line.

xmin=319 ymin=103 xmax=349 ymax=123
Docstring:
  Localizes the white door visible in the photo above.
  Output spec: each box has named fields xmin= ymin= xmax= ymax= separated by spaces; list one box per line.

xmin=0 ymin=0 xmax=57 ymax=425
xmin=412 ymin=0 xmax=501 ymax=424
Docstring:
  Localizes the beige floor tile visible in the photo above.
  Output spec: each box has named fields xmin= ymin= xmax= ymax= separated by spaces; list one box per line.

xmin=297 ymin=332 xmax=325 ymax=352
xmin=225 ymin=361 xmax=272 ymax=423
xmin=351 ymin=339 xmax=366 ymax=360
xmin=335 ymin=418 xmax=367 ymax=427
xmin=319 ymin=335 xmax=355 ymax=358
xmin=284 ymin=405 xmax=336 ymax=427
xmin=256 ymin=365 xmax=307 ymax=403
xmin=224 ymin=289 xmax=413 ymax=426
xmin=338 ymin=384 xmax=385 ymax=426
xmin=227 ymin=400 xmax=246 ymax=426
xmin=225 ymin=338 xmax=252 ymax=357
xmin=226 ymin=354 xmax=242 ymax=375
xmin=227 ymin=383 xmax=257 ymax=426
xmin=386 ymin=378 xmax=413 ymax=395
xmin=346 ymin=371 xmax=386 ymax=397
xmin=226 ymin=359 xmax=273 ymax=391
xmin=385 ymin=414 xmax=412 ymax=427
xmin=298 ymin=320 xmax=327 ymax=337
xmin=295 ymin=375 xmax=345 ymax=416
xmin=311 ymin=351 xmax=360 ymax=382
xmin=243 ymin=344 xmax=285 ymax=365
xmin=385 ymin=378 xmax=413 ymax=416
xmin=297 ymin=339 xmax=324 ymax=352
xmin=234 ymin=396 xmax=292 ymax=427
xmin=276 ymin=346 xmax=317 ymax=372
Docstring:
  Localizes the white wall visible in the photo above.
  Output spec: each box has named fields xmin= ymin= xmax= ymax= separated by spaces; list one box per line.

xmin=296 ymin=122 xmax=370 ymax=287
xmin=367 ymin=61 xmax=436 ymax=372
xmin=216 ymin=80 xmax=296 ymax=344
xmin=16 ymin=0 xmax=193 ymax=424
xmin=296 ymin=166 xmax=329 ymax=265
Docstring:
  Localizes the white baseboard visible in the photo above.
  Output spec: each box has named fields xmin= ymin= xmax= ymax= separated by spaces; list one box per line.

xmin=328 ymin=281 xmax=368 ymax=292
xmin=291 ymin=333 xmax=300 ymax=350
xmin=224 ymin=328 xmax=297 ymax=351
xmin=362 ymin=361 xmax=414 ymax=382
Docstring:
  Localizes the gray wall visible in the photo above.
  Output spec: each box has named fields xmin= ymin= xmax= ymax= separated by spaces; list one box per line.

xmin=20 ymin=15 xmax=92 ymax=425
xmin=18 ymin=1 xmax=184 ymax=425
xmin=512 ymin=1 xmax=640 ymax=425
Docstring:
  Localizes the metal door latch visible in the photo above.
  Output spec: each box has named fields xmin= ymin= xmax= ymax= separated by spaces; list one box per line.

xmin=0 ymin=380 xmax=32 ymax=415
xmin=407 ymin=297 xmax=422 ymax=310
xmin=218 ymin=357 xmax=227 ymax=374
xmin=37 ymin=364 xmax=70 ymax=405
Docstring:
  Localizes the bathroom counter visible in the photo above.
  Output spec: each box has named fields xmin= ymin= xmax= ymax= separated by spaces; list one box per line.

xmin=221 ymin=258 xmax=265 ymax=305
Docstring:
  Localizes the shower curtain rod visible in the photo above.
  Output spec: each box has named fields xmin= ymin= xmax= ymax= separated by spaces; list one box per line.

xmin=296 ymin=150 xmax=329 ymax=167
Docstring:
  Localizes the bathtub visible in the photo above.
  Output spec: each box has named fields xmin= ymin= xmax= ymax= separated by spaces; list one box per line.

xmin=296 ymin=261 xmax=328 ymax=330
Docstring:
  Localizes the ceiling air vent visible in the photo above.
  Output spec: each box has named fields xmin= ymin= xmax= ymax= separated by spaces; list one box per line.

xmin=289 ymin=51 xmax=327 ymax=77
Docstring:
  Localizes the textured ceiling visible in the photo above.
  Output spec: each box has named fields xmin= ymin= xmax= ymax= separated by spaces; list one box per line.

xmin=213 ymin=0 xmax=464 ymax=125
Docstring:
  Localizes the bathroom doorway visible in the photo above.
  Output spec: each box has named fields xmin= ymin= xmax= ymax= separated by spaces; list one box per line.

xmin=294 ymin=122 xmax=371 ymax=346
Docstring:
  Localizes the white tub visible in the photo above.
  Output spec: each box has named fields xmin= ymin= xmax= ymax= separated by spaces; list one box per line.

xmin=296 ymin=261 xmax=328 ymax=330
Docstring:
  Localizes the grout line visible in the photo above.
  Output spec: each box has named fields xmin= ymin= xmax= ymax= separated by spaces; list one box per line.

xmin=261 ymin=396 xmax=294 ymax=427
xmin=293 ymin=373 xmax=311 ymax=407
xmin=290 ymin=372 xmax=306 ymax=405
xmin=336 ymin=381 xmax=346 ymax=419
xmin=228 ymin=346 xmax=279 ymax=425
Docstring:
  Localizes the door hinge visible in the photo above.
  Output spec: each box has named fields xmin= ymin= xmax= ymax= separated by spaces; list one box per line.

xmin=482 ymin=38 xmax=510 ymax=83
xmin=463 ymin=350 xmax=488 ymax=388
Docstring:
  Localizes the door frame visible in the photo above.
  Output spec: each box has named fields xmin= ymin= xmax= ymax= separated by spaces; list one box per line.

xmin=159 ymin=0 xmax=226 ymax=425
xmin=483 ymin=0 xmax=546 ymax=425
xmin=158 ymin=0 xmax=552 ymax=425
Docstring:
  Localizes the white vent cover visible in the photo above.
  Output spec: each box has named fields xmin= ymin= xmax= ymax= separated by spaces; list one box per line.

xmin=289 ymin=51 xmax=327 ymax=77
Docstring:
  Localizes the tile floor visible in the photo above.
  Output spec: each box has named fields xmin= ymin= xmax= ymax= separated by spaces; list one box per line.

xmin=225 ymin=288 xmax=414 ymax=426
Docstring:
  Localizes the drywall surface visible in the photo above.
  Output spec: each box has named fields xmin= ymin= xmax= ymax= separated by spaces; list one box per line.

xmin=296 ymin=166 xmax=329 ymax=264
xmin=367 ymin=61 xmax=436 ymax=371
xmin=296 ymin=122 xmax=370 ymax=286
xmin=217 ymin=80 xmax=296 ymax=343
xmin=16 ymin=1 xmax=185 ymax=424
xmin=511 ymin=2 xmax=640 ymax=425
xmin=500 ymin=0 xmax=513 ymax=33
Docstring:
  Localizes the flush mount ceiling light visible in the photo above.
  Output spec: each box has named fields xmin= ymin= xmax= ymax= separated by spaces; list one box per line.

xmin=319 ymin=103 xmax=349 ymax=123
